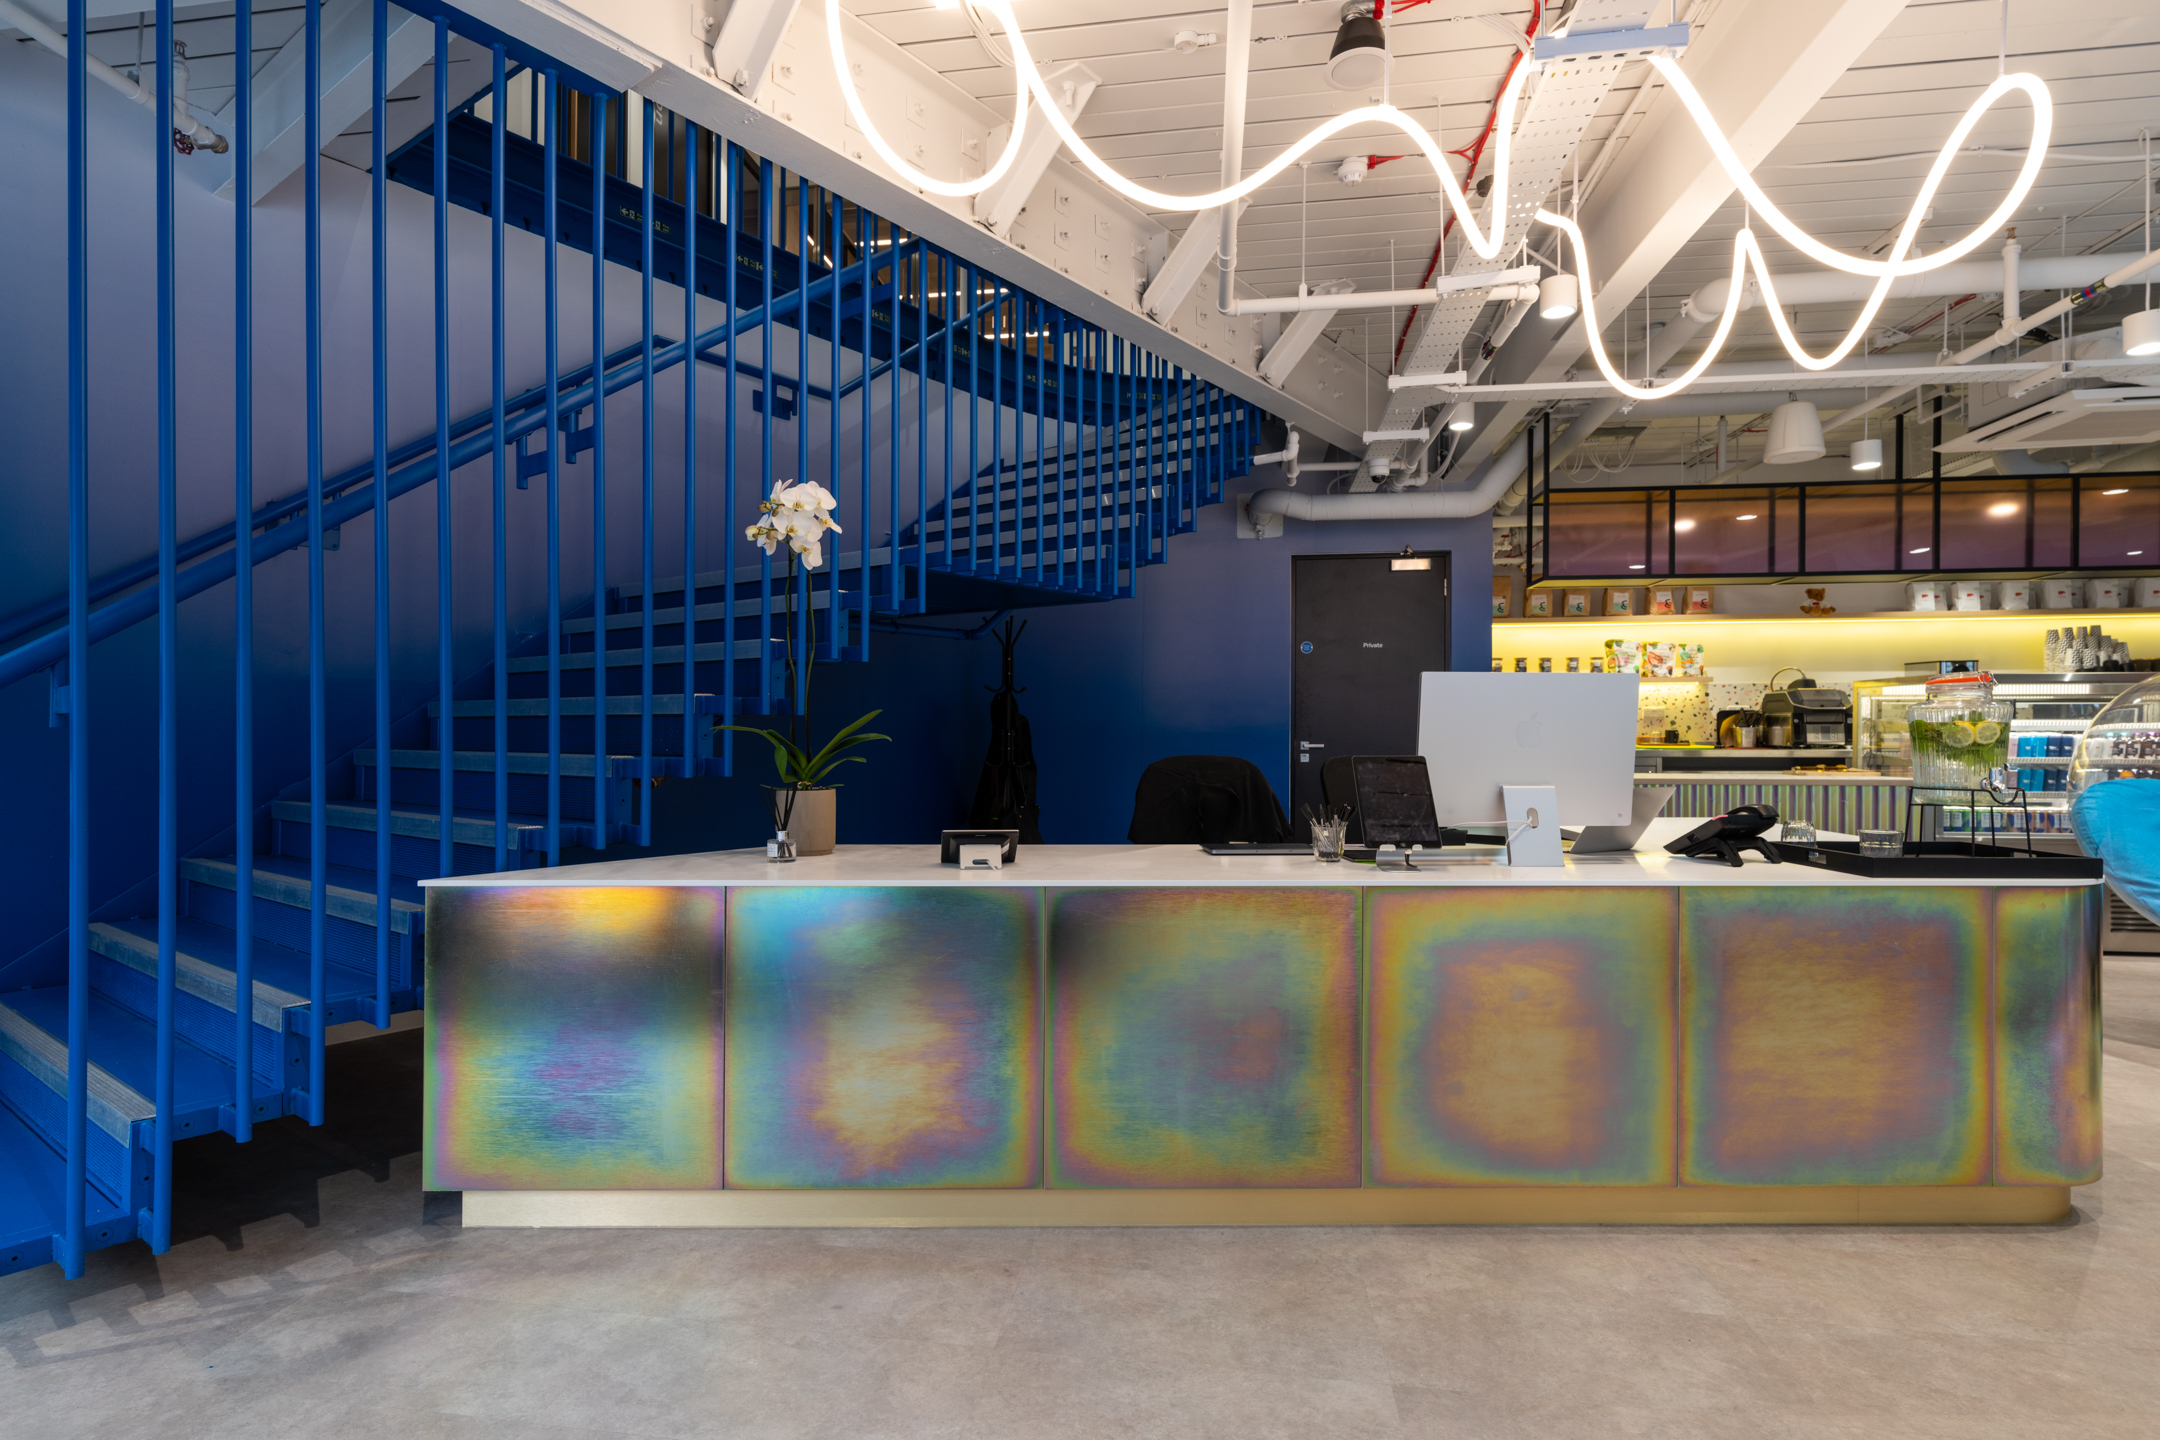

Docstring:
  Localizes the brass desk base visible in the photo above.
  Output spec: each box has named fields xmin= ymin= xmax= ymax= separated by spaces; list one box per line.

xmin=462 ymin=1185 xmax=2072 ymax=1229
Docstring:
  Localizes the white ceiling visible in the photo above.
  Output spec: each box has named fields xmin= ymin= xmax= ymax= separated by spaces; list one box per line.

xmin=854 ymin=0 xmax=2160 ymax=469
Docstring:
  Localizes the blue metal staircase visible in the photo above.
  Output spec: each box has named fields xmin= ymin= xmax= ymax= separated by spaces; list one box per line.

xmin=0 ymin=0 xmax=1259 ymax=1281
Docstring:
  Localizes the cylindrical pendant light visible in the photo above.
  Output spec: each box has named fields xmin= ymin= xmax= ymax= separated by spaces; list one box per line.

xmin=1538 ymin=272 xmax=1579 ymax=320
xmin=1763 ymin=399 xmax=1826 ymax=465
xmin=1850 ymin=437 xmax=1883 ymax=470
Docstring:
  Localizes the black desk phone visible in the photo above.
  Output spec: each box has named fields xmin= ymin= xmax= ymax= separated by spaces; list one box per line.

xmin=1664 ymin=805 xmax=1783 ymax=868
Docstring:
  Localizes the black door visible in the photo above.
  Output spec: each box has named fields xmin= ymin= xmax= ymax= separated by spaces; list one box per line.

xmin=1289 ymin=552 xmax=1451 ymax=818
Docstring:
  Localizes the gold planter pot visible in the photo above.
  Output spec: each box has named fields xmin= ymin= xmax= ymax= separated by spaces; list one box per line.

xmin=784 ymin=787 xmax=837 ymax=856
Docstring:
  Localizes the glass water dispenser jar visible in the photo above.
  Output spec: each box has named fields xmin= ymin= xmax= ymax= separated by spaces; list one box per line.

xmin=1908 ymin=673 xmax=2013 ymax=797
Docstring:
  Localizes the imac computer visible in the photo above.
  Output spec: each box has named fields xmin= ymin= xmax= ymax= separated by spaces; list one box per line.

xmin=1414 ymin=672 xmax=1641 ymax=827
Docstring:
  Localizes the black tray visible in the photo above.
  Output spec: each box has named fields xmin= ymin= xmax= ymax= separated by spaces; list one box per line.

xmin=1772 ymin=840 xmax=2102 ymax=880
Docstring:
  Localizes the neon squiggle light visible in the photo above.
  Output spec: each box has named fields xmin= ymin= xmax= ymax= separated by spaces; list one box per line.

xmin=827 ymin=2 xmax=2053 ymax=399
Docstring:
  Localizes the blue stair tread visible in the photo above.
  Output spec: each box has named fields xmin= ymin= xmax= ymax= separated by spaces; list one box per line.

xmin=243 ymin=855 xmax=425 ymax=904
xmin=0 ymin=1103 xmax=126 ymax=1264
xmin=102 ymin=917 xmax=376 ymax=1006
xmin=4 ymin=988 xmax=274 ymax=1113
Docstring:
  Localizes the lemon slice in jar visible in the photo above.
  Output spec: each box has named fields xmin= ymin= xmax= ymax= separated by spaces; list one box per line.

xmin=1945 ymin=721 xmax=1977 ymax=748
xmin=1972 ymin=721 xmax=2003 ymax=746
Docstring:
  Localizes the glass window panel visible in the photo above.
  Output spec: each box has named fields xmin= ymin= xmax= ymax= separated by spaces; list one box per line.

xmin=1938 ymin=479 xmax=2036 ymax=570
xmin=1803 ymin=484 xmax=1899 ymax=573
xmin=1673 ymin=489 xmax=1772 ymax=575
xmin=1772 ymin=489 xmax=1801 ymax=572
xmin=1896 ymin=483 xmax=1933 ymax=573
xmin=1545 ymin=491 xmax=1650 ymax=576
xmin=2031 ymin=477 xmax=2073 ymax=568
xmin=2077 ymin=478 xmax=2160 ymax=566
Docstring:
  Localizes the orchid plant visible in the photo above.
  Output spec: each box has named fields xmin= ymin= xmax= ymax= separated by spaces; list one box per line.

xmin=722 ymin=479 xmax=888 ymax=790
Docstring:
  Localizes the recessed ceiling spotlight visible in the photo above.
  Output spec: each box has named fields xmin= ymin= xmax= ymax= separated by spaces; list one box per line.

xmin=1987 ymin=501 xmax=2020 ymax=516
xmin=1324 ymin=1 xmax=1391 ymax=92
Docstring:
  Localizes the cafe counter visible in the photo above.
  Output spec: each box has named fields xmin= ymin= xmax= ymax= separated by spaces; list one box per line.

xmin=420 ymin=831 xmax=2100 ymax=1228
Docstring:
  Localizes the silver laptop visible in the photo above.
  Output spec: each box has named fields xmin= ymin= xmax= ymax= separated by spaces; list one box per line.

xmin=1566 ymin=785 xmax=1674 ymax=855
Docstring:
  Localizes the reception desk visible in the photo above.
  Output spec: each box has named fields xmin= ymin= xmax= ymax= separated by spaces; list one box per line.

xmin=420 ymin=836 xmax=2101 ymax=1227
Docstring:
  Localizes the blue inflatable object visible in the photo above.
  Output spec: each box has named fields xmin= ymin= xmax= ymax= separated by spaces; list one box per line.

xmin=2072 ymin=777 xmax=2160 ymax=927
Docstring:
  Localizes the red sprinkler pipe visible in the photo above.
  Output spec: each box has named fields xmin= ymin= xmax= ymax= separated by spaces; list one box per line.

xmin=1390 ymin=0 xmax=1541 ymax=370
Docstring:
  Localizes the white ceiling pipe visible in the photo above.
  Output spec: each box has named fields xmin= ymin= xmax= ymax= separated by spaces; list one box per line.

xmin=1144 ymin=198 xmax=1246 ymax=321
xmin=1215 ymin=0 xmax=1252 ymax=313
xmin=1822 ymin=243 xmax=2160 ymax=431
xmin=0 ymin=0 xmax=227 ymax=153
xmin=1678 ymin=250 xmax=2160 ymax=322
xmin=1226 ymin=266 xmax=1539 ymax=316
xmin=1248 ymin=431 xmax=1530 ymax=523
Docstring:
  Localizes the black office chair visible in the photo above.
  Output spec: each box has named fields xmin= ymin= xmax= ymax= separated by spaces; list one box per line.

xmin=1127 ymin=756 xmax=1292 ymax=846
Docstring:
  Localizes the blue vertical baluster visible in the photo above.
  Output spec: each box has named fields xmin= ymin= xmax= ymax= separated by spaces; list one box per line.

xmin=637 ymin=96 xmax=655 ymax=842
xmin=63 ymin=0 xmax=88 ymax=1280
xmin=965 ymin=263 xmax=979 ymax=575
xmin=490 ymin=47 xmax=509 ymax=871
xmin=720 ymin=140 xmax=736 ymax=768
xmin=1040 ymin=301 xmax=1052 ymax=583
xmin=1054 ymin=309 xmax=1067 ymax=588
xmin=430 ymin=18 xmax=452 ymax=899
xmin=795 ymin=175 xmax=811 ymax=708
xmin=827 ymin=186 xmax=843 ymax=662
xmin=759 ymin=157 xmax=774 ymax=717
xmin=939 ymin=250 xmax=953 ymax=575
xmin=370 ymin=0 xmax=391 ymax=1022
xmin=887 ymin=224 xmax=900 ymax=610
xmin=151 ymin=0 xmax=177 ymax=1252
xmin=914 ymin=244 xmax=926 ymax=606
xmin=304 ymin=0 xmax=326 ymax=1127
xmin=851 ymin=215 xmax=868 ymax=613
xmin=591 ymin=94 xmax=610 ymax=844
xmin=992 ymin=289 xmax=1004 ymax=580
xmin=231 ymin=0 xmax=257 ymax=1150
xmin=544 ymin=73 xmax=562 ymax=865
xmin=680 ymin=124 xmax=698 ymax=775
xmin=795 ymin=171 xmax=811 ymax=676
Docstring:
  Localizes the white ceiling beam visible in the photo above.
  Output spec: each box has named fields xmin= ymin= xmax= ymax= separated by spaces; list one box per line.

xmin=974 ymin=62 xmax=1098 ymax=238
xmin=212 ymin=0 xmax=433 ymax=205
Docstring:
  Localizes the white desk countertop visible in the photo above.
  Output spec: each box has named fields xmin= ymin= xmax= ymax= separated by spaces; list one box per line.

xmin=421 ymin=819 xmax=2094 ymax=891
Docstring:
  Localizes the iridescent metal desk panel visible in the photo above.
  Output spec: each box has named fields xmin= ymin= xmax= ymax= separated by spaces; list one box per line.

xmin=421 ymin=862 xmax=2101 ymax=1222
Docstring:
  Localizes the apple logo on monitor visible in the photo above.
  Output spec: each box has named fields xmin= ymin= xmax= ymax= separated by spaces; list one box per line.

xmin=1516 ymin=712 xmax=1543 ymax=749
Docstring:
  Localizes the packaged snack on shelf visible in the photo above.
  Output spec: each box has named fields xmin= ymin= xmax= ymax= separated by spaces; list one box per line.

xmin=1603 ymin=639 xmax=1644 ymax=674
xmin=1642 ymin=642 xmax=1678 ymax=678
xmin=2138 ymin=577 xmax=2160 ymax=608
xmin=1999 ymin=579 xmax=2034 ymax=610
xmin=1675 ymin=642 xmax=1707 ymax=677
xmin=2087 ymin=577 xmax=2127 ymax=609
xmin=2043 ymin=578 xmax=2083 ymax=609
xmin=1907 ymin=581 xmax=1947 ymax=612
xmin=1953 ymin=581 xmax=1990 ymax=611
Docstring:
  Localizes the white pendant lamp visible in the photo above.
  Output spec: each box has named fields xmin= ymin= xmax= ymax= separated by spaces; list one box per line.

xmin=1763 ymin=399 xmax=1826 ymax=465
xmin=2127 ymin=308 xmax=2160 ymax=358
xmin=1538 ymin=272 xmax=1579 ymax=320
xmin=1443 ymin=400 xmax=1475 ymax=432
xmin=1324 ymin=3 xmax=1391 ymax=92
xmin=1850 ymin=437 xmax=1884 ymax=471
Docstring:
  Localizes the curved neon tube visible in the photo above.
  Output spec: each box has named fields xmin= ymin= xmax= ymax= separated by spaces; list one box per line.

xmin=828 ymin=3 xmax=2053 ymax=397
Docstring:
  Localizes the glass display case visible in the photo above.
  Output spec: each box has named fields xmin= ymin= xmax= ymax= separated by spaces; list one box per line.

xmin=1853 ymin=671 xmax=2160 ymax=953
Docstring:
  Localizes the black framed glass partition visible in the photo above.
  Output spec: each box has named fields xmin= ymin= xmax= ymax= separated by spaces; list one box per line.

xmin=1532 ymin=473 xmax=2160 ymax=583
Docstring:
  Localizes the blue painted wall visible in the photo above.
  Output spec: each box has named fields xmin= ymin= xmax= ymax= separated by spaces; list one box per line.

xmin=1010 ymin=476 xmax=1495 ymax=842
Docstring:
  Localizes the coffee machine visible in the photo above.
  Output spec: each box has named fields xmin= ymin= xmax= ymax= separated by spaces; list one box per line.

xmin=1759 ymin=675 xmax=1852 ymax=750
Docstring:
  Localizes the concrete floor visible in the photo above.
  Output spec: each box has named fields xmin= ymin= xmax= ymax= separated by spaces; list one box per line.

xmin=4 ymin=958 xmax=2159 ymax=1440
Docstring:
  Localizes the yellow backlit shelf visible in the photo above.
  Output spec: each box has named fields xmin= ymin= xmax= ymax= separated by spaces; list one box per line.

xmin=1496 ymin=608 xmax=2158 ymax=626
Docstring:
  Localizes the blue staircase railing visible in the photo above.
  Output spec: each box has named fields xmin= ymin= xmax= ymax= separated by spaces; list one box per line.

xmin=2 ymin=0 xmax=1259 ymax=1281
